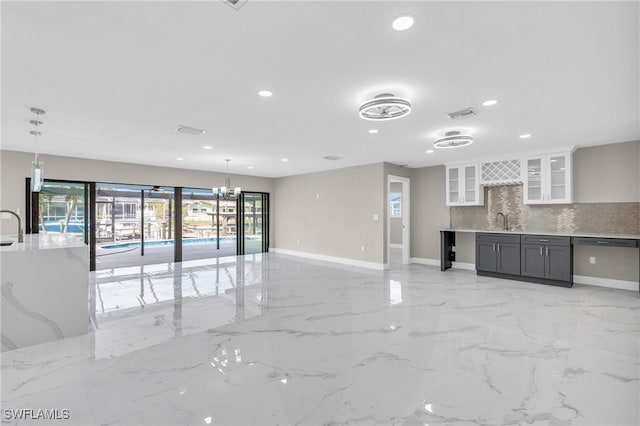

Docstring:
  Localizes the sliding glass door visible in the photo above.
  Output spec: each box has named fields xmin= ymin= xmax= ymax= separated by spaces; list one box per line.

xmin=237 ymin=192 xmax=269 ymax=255
xmin=28 ymin=180 xmax=88 ymax=242
xmin=28 ymin=179 xmax=270 ymax=268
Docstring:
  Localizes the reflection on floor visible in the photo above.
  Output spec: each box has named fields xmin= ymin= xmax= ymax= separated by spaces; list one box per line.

xmin=96 ymin=241 xmax=238 ymax=269
xmin=3 ymin=253 xmax=639 ymax=425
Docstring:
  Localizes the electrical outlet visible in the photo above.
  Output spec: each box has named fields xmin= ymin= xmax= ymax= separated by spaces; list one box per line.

xmin=297 ymin=239 xmax=300 ymax=244
xmin=373 ymin=214 xmax=379 ymax=221
xmin=316 ymin=193 xmax=320 ymax=200
xmin=589 ymin=256 xmax=596 ymax=264
xmin=361 ymin=245 xmax=365 ymax=252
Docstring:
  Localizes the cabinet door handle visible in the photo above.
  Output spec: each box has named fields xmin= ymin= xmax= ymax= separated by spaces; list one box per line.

xmin=545 ymin=247 xmax=549 ymax=256
xmin=597 ymin=241 xmax=610 ymax=244
xmin=540 ymin=247 xmax=543 ymax=256
xmin=497 ymin=243 xmax=500 ymax=252
xmin=493 ymin=243 xmax=496 ymax=251
xmin=538 ymin=239 xmax=549 ymax=242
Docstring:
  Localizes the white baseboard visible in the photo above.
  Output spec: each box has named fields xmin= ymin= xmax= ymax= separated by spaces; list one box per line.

xmin=271 ymin=248 xmax=386 ymax=271
xmin=410 ymin=257 xmax=440 ymax=267
xmin=390 ymin=244 xmax=403 ymax=249
xmin=573 ymin=275 xmax=638 ymax=292
xmin=409 ymin=257 xmax=475 ymax=271
xmin=452 ymin=261 xmax=476 ymax=271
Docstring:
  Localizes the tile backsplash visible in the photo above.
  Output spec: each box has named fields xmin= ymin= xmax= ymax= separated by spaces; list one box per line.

xmin=450 ymin=185 xmax=640 ymax=235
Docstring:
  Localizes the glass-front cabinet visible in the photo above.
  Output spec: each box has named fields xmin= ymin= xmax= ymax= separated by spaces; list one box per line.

xmin=523 ymin=152 xmax=572 ymax=204
xmin=446 ymin=164 xmax=483 ymax=206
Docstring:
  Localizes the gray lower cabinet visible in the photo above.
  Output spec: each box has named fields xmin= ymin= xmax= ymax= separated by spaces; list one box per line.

xmin=476 ymin=240 xmax=498 ymax=272
xmin=476 ymin=233 xmax=520 ymax=275
xmin=476 ymin=233 xmax=572 ymax=287
xmin=521 ymin=235 xmax=572 ymax=285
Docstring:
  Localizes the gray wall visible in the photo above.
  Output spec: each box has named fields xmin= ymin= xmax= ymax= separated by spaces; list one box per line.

xmin=573 ymin=140 xmax=640 ymax=203
xmin=410 ymin=165 xmax=449 ymax=261
xmin=389 ymin=182 xmax=403 ymax=245
xmin=273 ymin=162 xmax=385 ymax=265
xmin=0 ymin=150 xmax=275 ymax=238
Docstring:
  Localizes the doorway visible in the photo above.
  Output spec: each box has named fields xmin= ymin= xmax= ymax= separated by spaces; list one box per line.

xmin=387 ymin=175 xmax=410 ymax=266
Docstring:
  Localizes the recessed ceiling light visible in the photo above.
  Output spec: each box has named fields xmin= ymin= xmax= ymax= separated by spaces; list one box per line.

xmin=176 ymin=157 xmax=184 ymax=161
xmin=368 ymin=129 xmax=379 ymax=134
xmin=392 ymin=15 xmax=414 ymax=31
xmin=258 ymin=90 xmax=273 ymax=97
xmin=520 ymin=134 xmax=532 ymax=139
xmin=248 ymin=166 xmax=254 ymax=169
xmin=482 ymin=99 xmax=498 ymax=106
xmin=281 ymin=158 xmax=289 ymax=162
xmin=202 ymin=146 xmax=213 ymax=150
xmin=426 ymin=150 xmax=434 ymax=154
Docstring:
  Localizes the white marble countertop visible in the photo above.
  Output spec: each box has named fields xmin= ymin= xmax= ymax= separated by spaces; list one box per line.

xmin=0 ymin=233 xmax=87 ymax=252
xmin=440 ymin=228 xmax=640 ymax=240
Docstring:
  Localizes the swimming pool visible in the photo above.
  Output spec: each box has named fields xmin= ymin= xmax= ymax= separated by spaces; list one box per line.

xmin=100 ymin=237 xmax=247 ymax=250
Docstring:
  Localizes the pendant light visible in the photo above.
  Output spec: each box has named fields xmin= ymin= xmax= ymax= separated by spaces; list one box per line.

xmin=29 ymin=107 xmax=46 ymax=192
xmin=212 ymin=159 xmax=241 ymax=200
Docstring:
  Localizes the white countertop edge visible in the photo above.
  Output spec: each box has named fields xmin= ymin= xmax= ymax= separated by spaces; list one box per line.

xmin=0 ymin=234 xmax=87 ymax=252
xmin=440 ymin=229 xmax=640 ymax=240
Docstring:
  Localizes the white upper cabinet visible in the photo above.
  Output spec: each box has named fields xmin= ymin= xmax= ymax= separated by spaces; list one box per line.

xmin=523 ymin=152 xmax=572 ymax=204
xmin=446 ymin=164 xmax=483 ymax=206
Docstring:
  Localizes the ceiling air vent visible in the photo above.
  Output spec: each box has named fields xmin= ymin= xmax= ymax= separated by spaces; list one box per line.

xmin=176 ymin=125 xmax=206 ymax=136
xmin=445 ymin=107 xmax=476 ymax=120
xmin=220 ymin=0 xmax=248 ymax=10
xmin=323 ymin=155 xmax=341 ymax=161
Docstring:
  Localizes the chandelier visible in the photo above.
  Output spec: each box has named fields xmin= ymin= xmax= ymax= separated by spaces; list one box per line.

xmin=29 ymin=107 xmax=46 ymax=192
xmin=212 ymin=159 xmax=241 ymax=200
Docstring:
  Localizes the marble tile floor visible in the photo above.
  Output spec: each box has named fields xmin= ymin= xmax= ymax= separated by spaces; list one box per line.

xmin=2 ymin=253 xmax=639 ymax=425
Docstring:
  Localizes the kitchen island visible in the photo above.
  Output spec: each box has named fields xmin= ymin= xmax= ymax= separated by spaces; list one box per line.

xmin=0 ymin=234 xmax=88 ymax=351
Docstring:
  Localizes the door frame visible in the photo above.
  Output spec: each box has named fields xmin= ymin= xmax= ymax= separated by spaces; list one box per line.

xmin=237 ymin=191 xmax=270 ymax=255
xmin=387 ymin=175 xmax=410 ymax=266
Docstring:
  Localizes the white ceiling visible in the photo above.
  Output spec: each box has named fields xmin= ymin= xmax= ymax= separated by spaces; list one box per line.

xmin=2 ymin=1 xmax=638 ymax=178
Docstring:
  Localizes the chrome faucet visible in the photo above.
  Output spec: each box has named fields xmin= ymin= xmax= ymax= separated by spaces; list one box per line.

xmin=495 ymin=212 xmax=509 ymax=231
xmin=0 ymin=210 xmax=24 ymax=243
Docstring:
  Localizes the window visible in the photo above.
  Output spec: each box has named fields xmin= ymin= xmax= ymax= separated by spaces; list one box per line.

xmin=389 ymin=193 xmax=401 ymax=217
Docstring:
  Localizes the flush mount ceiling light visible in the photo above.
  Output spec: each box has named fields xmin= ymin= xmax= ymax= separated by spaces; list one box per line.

xmin=482 ymin=99 xmax=498 ymax=106
xmin=258 ymin=90 xmax=273 ymax=97
xmin=368 ymin=129 xmax=379 ymax=134
xmin=520 ymin=134 xmax=532 ymax=139
xmin=426 ymin=150 xmax=434 ymax=154
xmin=176 ymin=125 xmax=205 ymax=136
xmin=203 ymin=145 xmax=213 ymax=150
xmin=392 ymin=15 xmax=414 ymax=31
xmin=359 ymin=93 xmax=412 ymax=121
xmin=433 ymin=131 xmax=474 ymax=149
